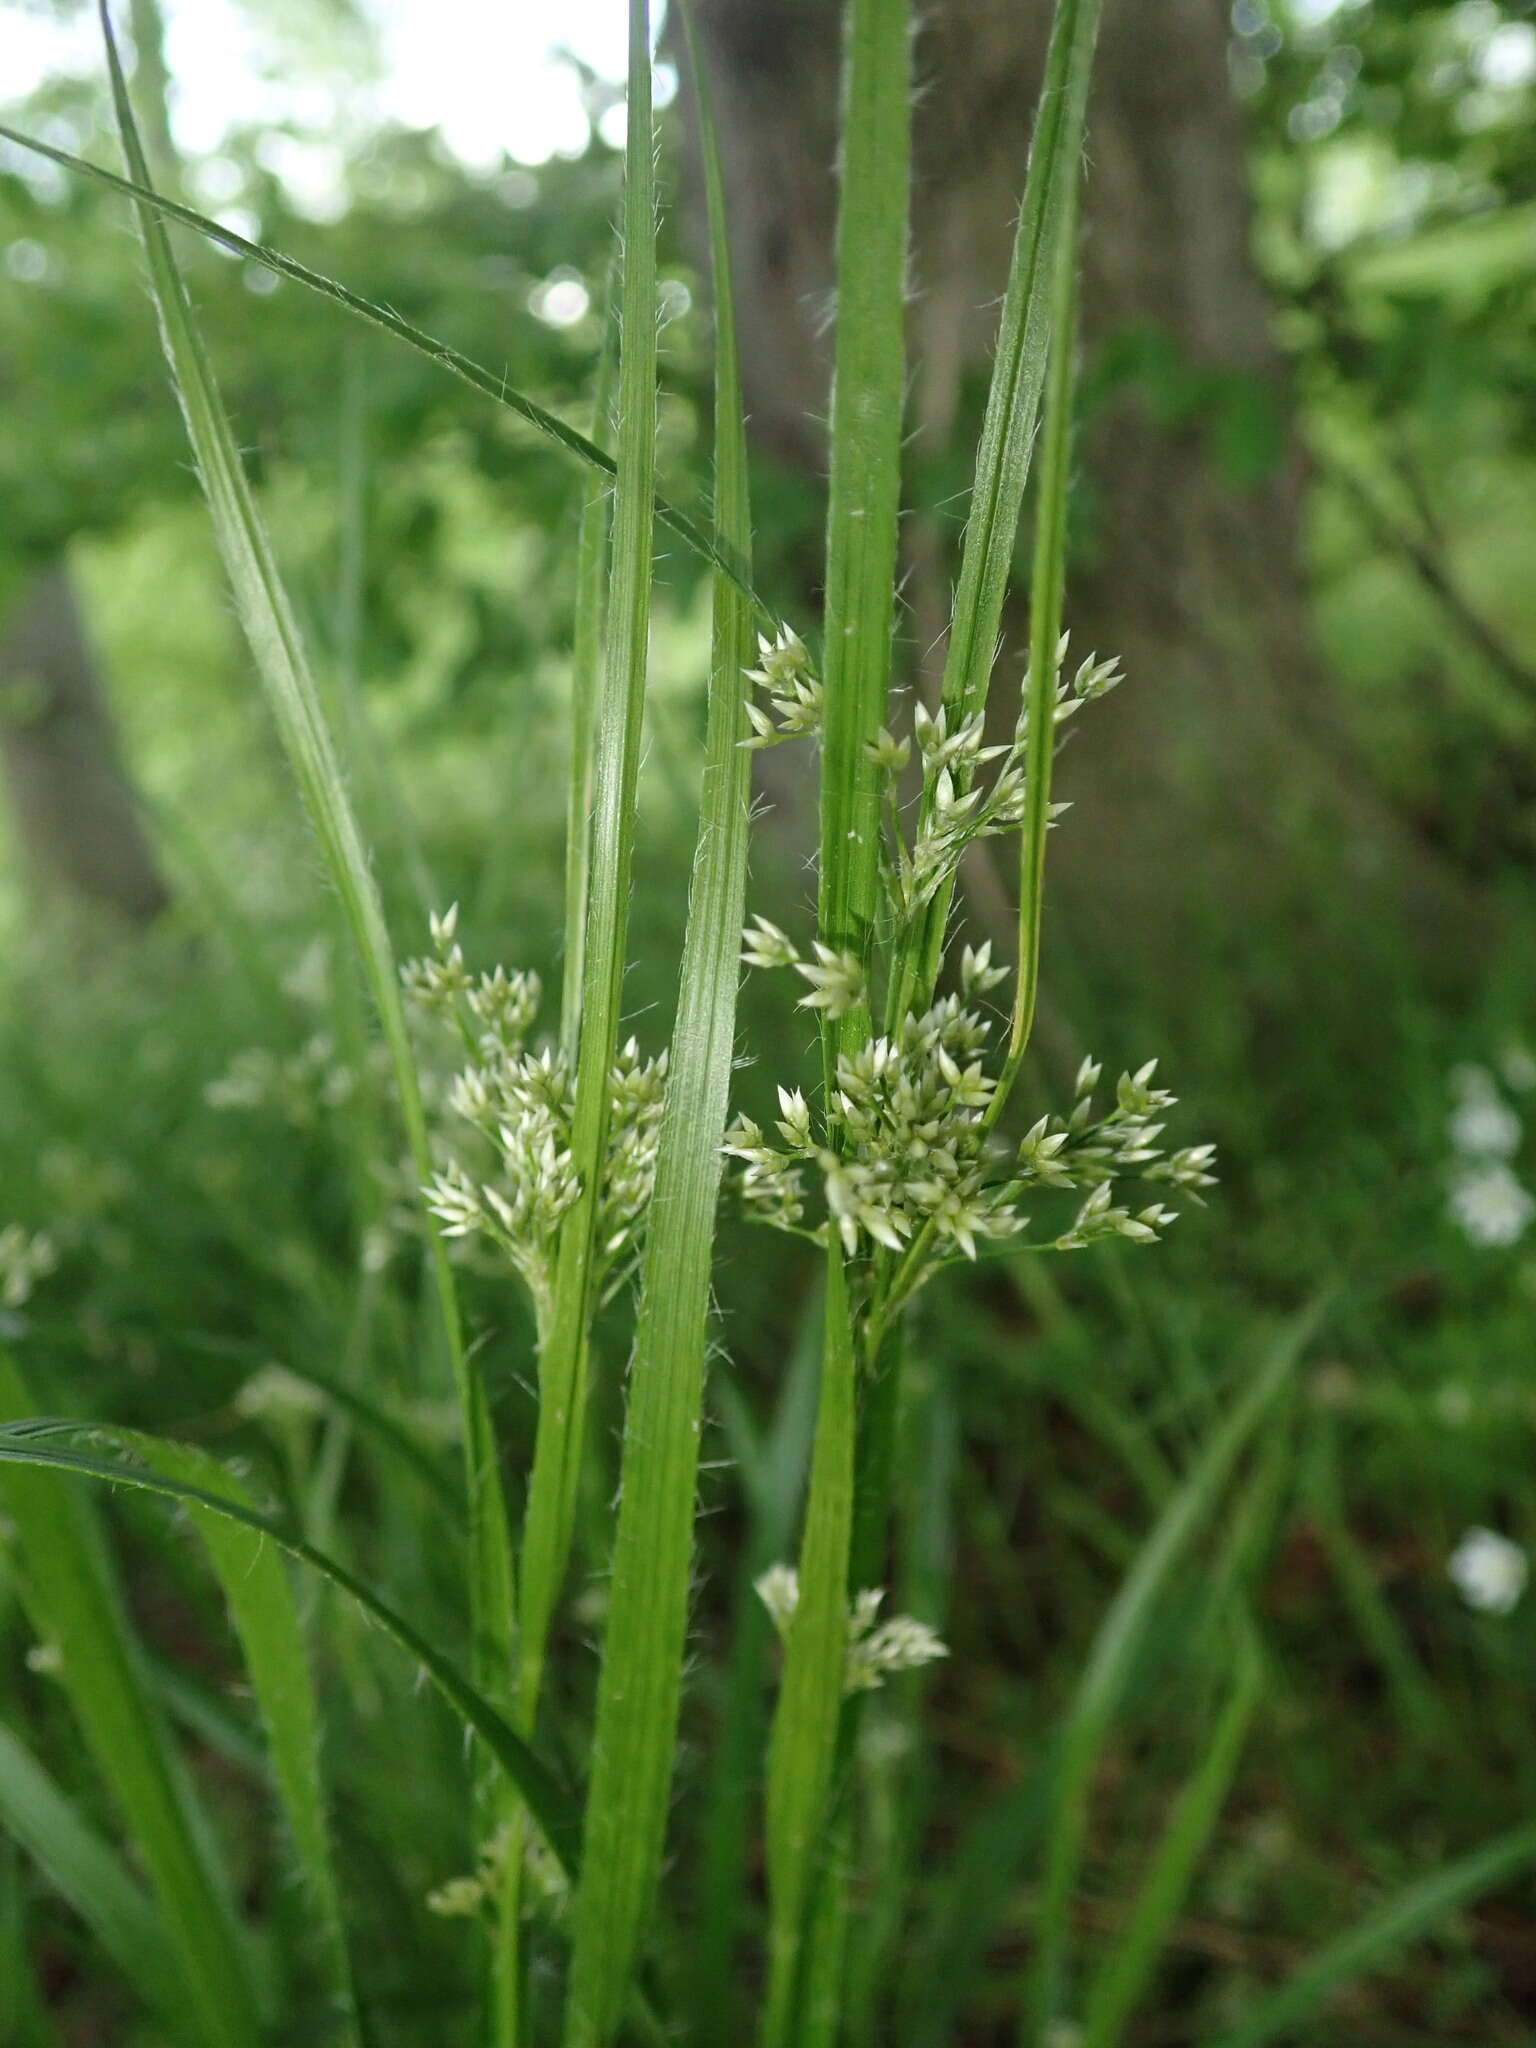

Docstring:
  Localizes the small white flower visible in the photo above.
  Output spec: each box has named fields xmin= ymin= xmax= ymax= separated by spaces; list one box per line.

xmin=755 ymin=1563 xmax=801 ymax=1636
xmin=845 ymin=1599 xmax=949 ymax=1694
xmin=741 ymin=916 xmax=800 ymax=972
xmin=1449 ymin=1090 xmax=1521 ymax=1160
xmin=865 ymin=726 xmax=911 ymax=775
xmin=1449 ymin=1527 xmax=1527 ymax=1615
xmin=1449 ymin=1163 xmax=1534 ymax=1247
xmin=960 ymin=941 xmax=1008 ymax=997
xmin=429 ymin=902 xmax=460 ymax=951
xmin=426 ymin=1875 xmax=485 ymax=1918
xmin=794 ymin=943 xmax=866 ymax=1020
xmin=234 ymin=1363 xmax=325 ymax=1427
xmin=0 ymin=1225 xmax=58 ymax=1309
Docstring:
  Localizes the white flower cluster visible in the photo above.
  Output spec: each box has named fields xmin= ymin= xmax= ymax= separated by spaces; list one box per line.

xmin=882 ymin=638 xmax=1122 ymax=923
xmin=426 ymin=1819 xmax=568 ymax=1921
xmin=403 ymin=909 xmax=666 ymax=1322
xmin=742 ymin=918 xmax=866 ymax=1020
xmin=1446 ymin=1061 xmax=1534 ymax=1248
xmin=1448 ymin=1526 xmax=1527 ymax=1616
xmin=234 ymin=1362 xmax=325 ymax=1428
xmin=725 ymin=959 xmax=1212 ymax=1291
xmin=743 ymin=625 xmax=823 ymax=748
xmin=755 ymin=1565 xmax=949 ymax=1695
xmin=0 ymin=1224 xmax=57 ymax=1309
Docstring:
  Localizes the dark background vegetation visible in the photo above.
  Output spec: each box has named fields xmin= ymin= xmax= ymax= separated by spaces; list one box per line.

xmin=2 ymin=0 xmax=1535 ymax=2039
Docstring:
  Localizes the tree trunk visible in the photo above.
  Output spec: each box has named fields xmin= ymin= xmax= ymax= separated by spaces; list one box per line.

xmin=673 ymin=0 xmax=1473 ymax=973
xmin=0 ymin=565 xmax=170 ymax=922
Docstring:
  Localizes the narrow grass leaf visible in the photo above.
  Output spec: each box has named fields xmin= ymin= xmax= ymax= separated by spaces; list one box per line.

xmin=130 ymin=1436 xmax=359 ymax=2046
xmin=0 ymin=1415 xmax=578 ymax=1865
xmin=815 ymin=0 xmax=911 ymax=1069
xmin=907 ymin=0 xmax=1103 ymax=1009
xmin=1027 ymin=1307 xmax=1322 ymax=2041
xmin=0 ymin=118 xmax=753 ymax=604
xmin=561 ymin=269 xmax=619 ymax=1058
xmin=562 ymin=12 xmax=755 ymax=2036
xmin=0 ymin=1361 xmax=261 ymax=2047
xmin=518 ymin=0 xmax=658 ymax=1727
xmin=1079 ymin=1630 xmax=1262 ymax=2048
xmin=1001 ymin=186 xmax=1076 ymax=1088
xmin=94 ymin=0 xmax=516 ymax=1791
xmin=1212 ymin=1820 xmax=1536 ymax=2048
xmin=0 ymin=1723 xmax=189 ymax=2039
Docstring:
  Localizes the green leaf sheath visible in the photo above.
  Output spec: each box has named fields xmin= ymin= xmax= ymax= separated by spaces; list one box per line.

xmin=562 ymin=12 xmax=756 ymax=2036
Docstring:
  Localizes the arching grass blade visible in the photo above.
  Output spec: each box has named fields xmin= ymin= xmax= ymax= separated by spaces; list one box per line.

xmin=0 ymin=117 xmax=755 ymax=606
xmin=132 ymin=1436 xmax=359 ymax=2046
xmin=1026 ymin=1307 xmax=1320 ymax=2041
xmin=1211 ymin=1821 xmax=1536 ymax=2048
xmin=1079 ymin=1628 xmax=1261 ymax=2048
xmin=93 ymin=0 xmax=517 ymax=1871
xmin=0 ymin=1411 xmax=578 ymax=1862
xmin=0 ymin=1361 xmax=261 ymax=2046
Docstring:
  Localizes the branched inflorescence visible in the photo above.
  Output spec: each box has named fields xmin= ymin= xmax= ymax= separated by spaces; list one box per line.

xmin=726 ymin=627 xmax=1215 ymax=1330
xmin=754 ymin=1564 xmax=948 ymax=1696
xmin=402 ymin=907 xmax=666 ymax=1328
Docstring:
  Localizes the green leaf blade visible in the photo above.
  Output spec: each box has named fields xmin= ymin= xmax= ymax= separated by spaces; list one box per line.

xmin=0 ymin=1360 xmax=261 ymax=2047
xmin=518 ymin=0 xmax=659 ymax=1728
xmin=816 ymin=0 xmax=912 ymax=1067
xmin=0 ymin=1415 xmax=579 ymax=1863
xmin=0 ymin=1723 xmax=191 ymax=2040
xmin=130 ymin=1436 xmax=359 ymax=2047
xmin=562 ymin=7 xmax=756 ymax=2035
xmin=94 ymin=0 xmax=517 ymax=1853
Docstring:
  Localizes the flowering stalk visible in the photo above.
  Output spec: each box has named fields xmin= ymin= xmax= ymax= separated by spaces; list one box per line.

xmin=757 ymin=0 xmax=911 ymax=2035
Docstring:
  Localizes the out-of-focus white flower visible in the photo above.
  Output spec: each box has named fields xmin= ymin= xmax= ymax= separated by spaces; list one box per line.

xmin=0 ymin=1225 xmax=58 ymax=1308
xmin=235 ymin=1363 xmax=325 ymax=1427
xmin=1449 ymin=1526 xmax=1527 ymax=1615
xmin=1449 ymin=1163 xmax=1535 ymax=1247
xmin=1449 ymin=1084 xmax=1521 ymax=1160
